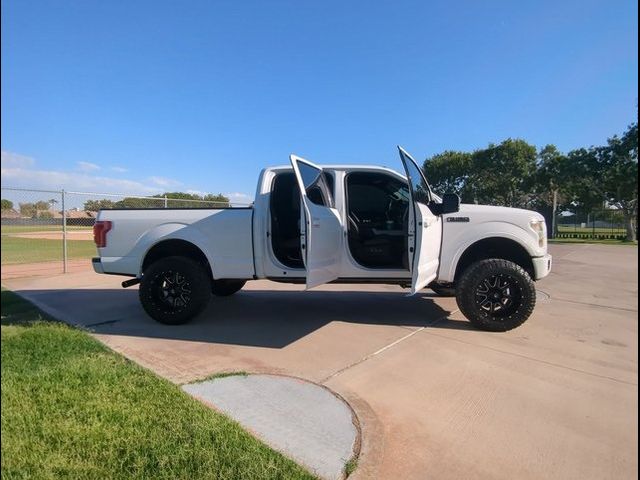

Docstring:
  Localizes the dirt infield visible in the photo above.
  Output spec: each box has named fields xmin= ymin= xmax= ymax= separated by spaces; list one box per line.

xmin=4 ymin=230 xmax=94 ymax=241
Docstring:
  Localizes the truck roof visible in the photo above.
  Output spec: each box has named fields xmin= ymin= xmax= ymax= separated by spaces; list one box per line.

xmin=267 ymin=164 xmax=405 ymax=176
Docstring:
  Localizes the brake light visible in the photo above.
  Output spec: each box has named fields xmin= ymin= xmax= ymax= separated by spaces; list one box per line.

xmin=93 ymin=221 xmax=112 ymax=248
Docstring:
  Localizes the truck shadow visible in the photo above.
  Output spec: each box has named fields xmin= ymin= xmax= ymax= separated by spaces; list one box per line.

xmin=13 ymin=288 xmax=474 ymax=348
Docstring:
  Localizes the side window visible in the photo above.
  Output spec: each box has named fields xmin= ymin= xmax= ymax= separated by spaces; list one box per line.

xmin=402 ymin=158 xmax=431 ymax=206
xmin=296 ymin=162 xmax=334 ymax=207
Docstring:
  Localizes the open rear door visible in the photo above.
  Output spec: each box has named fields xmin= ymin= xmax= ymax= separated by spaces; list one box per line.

xmin=290 ymin=155 xmax=343 ymax=289
xmin=397 ymin=146 xmax=442 ymax=294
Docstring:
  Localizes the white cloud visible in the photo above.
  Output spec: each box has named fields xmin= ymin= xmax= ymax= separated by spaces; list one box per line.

xmin=77 ymin=161 xmax=100 ymax=172
xmin=225 ymin=192 xmax=254 ymax=205
xmin=1 ymin=151 xmax=253 ymax=207
xmin=184 ymin=190 xmax=253 ymax=205
xmin=2 ymin=166 xmax=162 ymax=195
xmin=2 ymin=153 xmax=161 ymax=196
xmin=1 ymin=151 xmax=35 ymax=169
xmin=148 ymin=176 xmax=182 ymax=188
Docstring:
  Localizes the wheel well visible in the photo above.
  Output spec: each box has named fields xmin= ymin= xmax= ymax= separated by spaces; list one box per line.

xmin=454 ymin=237 xmax=534 ymax=281
xmin=142 ymin=239 xmax=213 ymax=279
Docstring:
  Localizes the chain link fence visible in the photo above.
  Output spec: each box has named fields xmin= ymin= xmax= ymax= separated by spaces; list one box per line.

xmin=1 ymin=186 xmax=633 ymax=277
xmin=554 ymin=209 xmax=629 ymax=240
xmin=1 ymin=187 xmax=249 ymax=276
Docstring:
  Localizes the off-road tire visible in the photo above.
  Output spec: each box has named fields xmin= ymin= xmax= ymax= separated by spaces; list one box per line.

xmin=456 ymin=259 xmax=536 ymax=332
xmin=139 ymin=256 xmax=211 ymax=325
xmin=211 ymin=279 xmax=246 ymax=296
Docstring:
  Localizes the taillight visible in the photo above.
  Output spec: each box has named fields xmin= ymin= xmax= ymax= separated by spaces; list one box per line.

xmin=93 ymin=221 xmax=112 ymax=248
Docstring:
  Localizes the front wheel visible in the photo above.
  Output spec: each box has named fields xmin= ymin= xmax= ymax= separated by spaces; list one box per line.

xmin=139 ymin=256 xmax=212 ymax=325
xmin=456 ymin=259 xmax=536 ymax=332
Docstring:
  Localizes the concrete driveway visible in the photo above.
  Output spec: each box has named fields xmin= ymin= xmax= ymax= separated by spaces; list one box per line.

xmin=2 ymin=244 xmax=638 ymax=479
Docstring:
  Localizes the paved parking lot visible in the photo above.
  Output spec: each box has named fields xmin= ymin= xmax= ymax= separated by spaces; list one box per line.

xmin=2 ymin=243 xmax=638 ymax=479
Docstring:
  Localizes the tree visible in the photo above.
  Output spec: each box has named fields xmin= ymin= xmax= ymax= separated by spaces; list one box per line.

xmin=152 ymin=192 xmax=202 ymax=208
xmin=151 ymin=192 xmax=230 ymax=208
xmin=18 ymin=202 xmax=50 ymax=218
xmin=422 ymin=151 xmax=474 ymax=202
xmin=34 ymin=201 xmax=49 ymax=211
xmin=203 ymin=193 xmax=230 ymax=207
xmin=19 ymin=203 xmax=36 ymax=217
xmin=112 ymin=192 xmax=231 ymax=209
xmin=470 ymin=139 xmax=538 ymax=208
xmin=563 ymin=147 xmax=605 ymax=213
xmin=114 ymin=197 xmax=163 ymax=208
xmin=600 ymin=123 xmax=638 ymax=241
xmin=423 ymin=140 xmax=538 ymax=208
xmin=84 ymin=199 xmax=116 ymax=211
xmin=1 ymin=199 xmax=13 ymax=210
xmin=535 ymin=145 xmax=572 ymax=236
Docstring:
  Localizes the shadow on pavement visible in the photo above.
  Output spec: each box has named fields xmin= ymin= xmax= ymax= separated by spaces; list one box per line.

xmin=13 ymin=288 xmax=472 ymax=348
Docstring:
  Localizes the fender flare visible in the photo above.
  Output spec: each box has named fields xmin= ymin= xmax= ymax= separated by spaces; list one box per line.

xmin=442 ymin=222 xmax=539 ymax=283
xmin=132 ymin=223 xmax=216 ymax=278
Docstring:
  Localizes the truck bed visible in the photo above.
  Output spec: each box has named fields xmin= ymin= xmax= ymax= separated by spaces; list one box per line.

xmin=95 ymin=207 xmax=255 ymax=278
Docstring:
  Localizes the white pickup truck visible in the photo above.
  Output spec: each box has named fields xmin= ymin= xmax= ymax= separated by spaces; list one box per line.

xmin=92 ymin=148 xmax=552 ymax=331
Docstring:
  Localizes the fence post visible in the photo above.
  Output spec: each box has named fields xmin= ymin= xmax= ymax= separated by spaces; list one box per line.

xmin=62 ymin=189 xmax=68 ymax=273
xmin=551 ymin=190 xmax=558 ymax=239
xmin=164 ymin=194 xmax=168 ymax=208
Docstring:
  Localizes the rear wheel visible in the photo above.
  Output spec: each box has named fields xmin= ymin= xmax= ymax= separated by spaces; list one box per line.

xmin=139 ymin=256 xmax=211 ymax=325
xmin=456 ymin=259 xmax=536 ymax=332
xmin=211 ymin=279 xmax=246 ymax=296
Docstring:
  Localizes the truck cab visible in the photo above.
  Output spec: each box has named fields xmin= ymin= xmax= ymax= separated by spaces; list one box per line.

xmin=93 ymin=147 xmax=552 ymax=331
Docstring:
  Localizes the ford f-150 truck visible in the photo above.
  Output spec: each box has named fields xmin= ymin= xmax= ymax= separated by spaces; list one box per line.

xmin=92 ymin=147 xmax=552 ymax=331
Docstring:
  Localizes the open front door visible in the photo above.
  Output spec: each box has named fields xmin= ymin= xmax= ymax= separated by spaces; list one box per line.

xmin=398 ymin=146 xmax=442 ymax=294
xmin=290 ymin=155 xmax=343 ymax=289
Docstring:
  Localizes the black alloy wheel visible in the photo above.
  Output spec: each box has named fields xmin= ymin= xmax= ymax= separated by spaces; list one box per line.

xmin=139 ymin=256 xmax=211 ymax=325
xmin=456 ymin=259 xmax=536 ymax=332
xmin=474 ymin=273 xmax=521 ymax=316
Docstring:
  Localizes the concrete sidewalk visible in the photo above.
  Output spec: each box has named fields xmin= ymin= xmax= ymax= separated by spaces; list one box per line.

xmin=184 ymin=375 xmax=358 ymax=480
xmin=2 ymin=243 xmax=638 ymax=479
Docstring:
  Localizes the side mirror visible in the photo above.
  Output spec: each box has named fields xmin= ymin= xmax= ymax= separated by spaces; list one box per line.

xmin=441 ymin=193 xmax=460 ymax=215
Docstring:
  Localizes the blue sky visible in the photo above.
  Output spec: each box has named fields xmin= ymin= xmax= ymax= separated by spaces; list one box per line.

xmin=1 ymin=0 xmax=637 ymax=202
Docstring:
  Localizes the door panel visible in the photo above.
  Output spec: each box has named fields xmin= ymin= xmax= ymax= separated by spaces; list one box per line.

xmin=290 ymin=155 xmax=343 ymax=289
xmin=397 ymin=146 xmax=442 ymax=294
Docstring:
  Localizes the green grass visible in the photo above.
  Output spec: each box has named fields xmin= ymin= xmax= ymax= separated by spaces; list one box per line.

xmin=0 ymin=236 xmax=97 ymax=264
xmin=187 ymin=371 xmax=250 ymax=385
xmin=344 ymin=458 xmax=358 ymax=477
xmin=557 ymin=225 xmax=626 ymax=234
xmin=1 ymin=289 xmax=316 ymax=480
xmin=549 ymin=238 xmax=637 ymax=245
xmin=1 ymin=225 xmax=92 ymax=233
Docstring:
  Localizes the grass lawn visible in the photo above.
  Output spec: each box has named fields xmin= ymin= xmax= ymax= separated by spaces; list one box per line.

xmin=557 ymin=225 xmax=626 ymax=234
xmin=0 ymin=289 xmax=315 ymax=480
xmin=0 ymin=236 xmax=97 ymax=264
